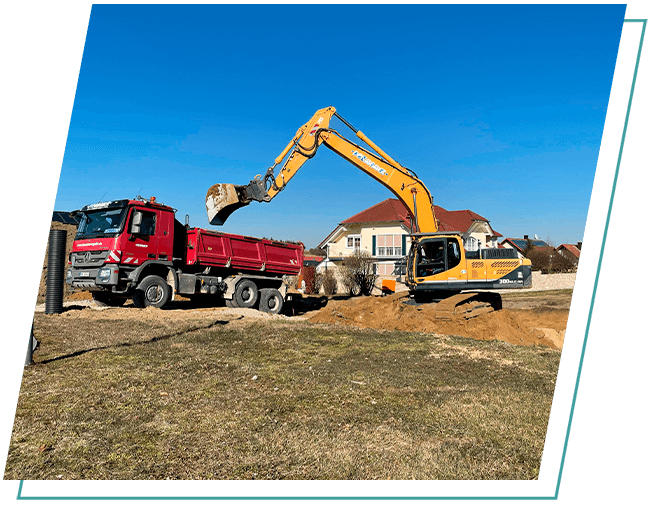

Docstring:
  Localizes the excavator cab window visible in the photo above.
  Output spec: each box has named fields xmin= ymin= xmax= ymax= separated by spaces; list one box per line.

xmin=415 ymin=237 xmax=462 ymax=277
xmin=447 ymin=238 xmax=461 ymax=270
xmin=416 ymin=239 xmax=446 ymax=277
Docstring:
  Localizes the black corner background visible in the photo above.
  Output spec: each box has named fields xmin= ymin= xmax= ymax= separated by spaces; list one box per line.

xmin=3 ymin=4 xmax=648 ymax=499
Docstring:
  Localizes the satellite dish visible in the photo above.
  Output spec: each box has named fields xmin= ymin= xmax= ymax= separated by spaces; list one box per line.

xmin=534 ymin=234 xmax=539 ymax=240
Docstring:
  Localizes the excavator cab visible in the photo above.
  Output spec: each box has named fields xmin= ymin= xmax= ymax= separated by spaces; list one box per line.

xmin=412 ymin=236 xmax=462 ymax=279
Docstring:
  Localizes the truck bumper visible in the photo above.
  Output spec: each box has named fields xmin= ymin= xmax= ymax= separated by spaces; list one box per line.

xmin=67 ymin=265 xmax=120 ymax=290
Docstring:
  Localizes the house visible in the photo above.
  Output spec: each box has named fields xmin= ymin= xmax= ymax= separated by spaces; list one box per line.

xmin=317 ymin=198 xmax=502 ymax=276
xmin=500 ymin=237 xmax=550 ymax=258
xmin=556 ymin=244 xmax=581 ymax=266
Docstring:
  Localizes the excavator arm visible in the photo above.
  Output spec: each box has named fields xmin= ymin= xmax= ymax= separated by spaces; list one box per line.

xmin=205 ymin=107 xmax=438 ymax=233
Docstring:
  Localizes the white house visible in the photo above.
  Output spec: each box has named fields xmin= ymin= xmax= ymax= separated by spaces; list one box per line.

xmin=317 ymin=198 xmax=502 ymax=276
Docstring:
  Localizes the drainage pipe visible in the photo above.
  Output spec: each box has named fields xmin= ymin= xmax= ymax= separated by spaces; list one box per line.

xmin=45 ymin=229 xmax=67 ymax=314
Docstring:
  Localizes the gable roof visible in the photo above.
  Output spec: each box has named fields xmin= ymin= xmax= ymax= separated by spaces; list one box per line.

xmin=341 ymin=198 xmax=413 ymax=229
xmin=557 ymin=244 xmax=581 ymax=258
xmin=501 ymin=238 xmax=549 ymax=252
xmin=339 ymin=198 xmax=500 ymax=236
xmin=318 ymin=199 xmax=503 ymax=249
xmin=435 ymin=207 xmax=501 ymax=236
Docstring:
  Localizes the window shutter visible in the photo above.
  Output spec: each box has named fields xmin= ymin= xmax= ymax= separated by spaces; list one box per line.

xmin=372 ymin=235 xmax=376 ymax=256
xmin=401 ymin=235 xmax=406 ymax=255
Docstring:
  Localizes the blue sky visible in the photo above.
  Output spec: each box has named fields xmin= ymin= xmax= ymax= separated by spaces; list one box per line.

xmin=55 ymin=4 xmax=625 ymax=248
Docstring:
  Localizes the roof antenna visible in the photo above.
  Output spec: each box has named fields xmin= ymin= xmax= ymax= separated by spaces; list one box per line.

xmin=97 ymin=191 xmax=107 ymax=203
xmin=134 ymin=187 xmax=143 ymax=200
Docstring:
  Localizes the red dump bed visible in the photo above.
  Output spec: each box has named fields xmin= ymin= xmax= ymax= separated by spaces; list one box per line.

xmin=185 ymin=228 xmax=303 ymax=276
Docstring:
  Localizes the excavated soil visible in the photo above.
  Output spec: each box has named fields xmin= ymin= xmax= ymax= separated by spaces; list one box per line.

xmin=37 ymin=291 xmax=569 ymax=350
xmin=307 ymin=292 xmax=568 ymax=350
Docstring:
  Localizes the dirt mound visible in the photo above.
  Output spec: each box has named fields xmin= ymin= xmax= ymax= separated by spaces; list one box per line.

xmin=307 ymin=293 xmax=566 ymax=350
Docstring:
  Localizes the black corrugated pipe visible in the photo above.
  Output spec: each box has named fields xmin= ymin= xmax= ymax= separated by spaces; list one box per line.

xmin=45 ymin=229 xmax=67 ymax=314
xmin=25 ymin=322 xmax=34 ymax=365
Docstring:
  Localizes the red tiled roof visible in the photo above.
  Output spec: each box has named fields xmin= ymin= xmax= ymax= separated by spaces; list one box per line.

xmin=341 ymin=198 xmax=499 ymax=235
xmin=434 ymin=206 xmax=501 ymax=236
xmin=341 ymin=198 xmax=413 ymax=228
xmin=558 ymin=244 xmax=581 ymax=258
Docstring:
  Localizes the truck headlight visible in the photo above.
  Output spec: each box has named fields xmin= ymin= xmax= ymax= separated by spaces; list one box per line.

xmin=66 ymin=269 xmax=73 ymax=283
xmin=97 ymin=268 xmax=112 ymax=282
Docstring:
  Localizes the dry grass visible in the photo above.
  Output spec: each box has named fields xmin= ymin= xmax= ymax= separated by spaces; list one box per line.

xmin=5 ymin=309 xmax=559 ymax=480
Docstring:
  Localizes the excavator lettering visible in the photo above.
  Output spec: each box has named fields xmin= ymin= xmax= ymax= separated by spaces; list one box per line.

xmin=206 ymin=107 xmax=532 ymax=319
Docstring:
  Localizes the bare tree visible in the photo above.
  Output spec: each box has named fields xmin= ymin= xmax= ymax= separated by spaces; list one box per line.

xmin=340 ymin=251 xmax=378 ymax=296
xmin=321 ymin=269 xmax=337 ymax=296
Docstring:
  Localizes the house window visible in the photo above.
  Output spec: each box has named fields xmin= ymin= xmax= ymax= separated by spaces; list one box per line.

xmin=464 ymin=236 xmax=478 ymax=252
xmin=346 ymin=235 xmax=361 ymax=251
xmin=375 ymin=234 xmax=404 ymax=257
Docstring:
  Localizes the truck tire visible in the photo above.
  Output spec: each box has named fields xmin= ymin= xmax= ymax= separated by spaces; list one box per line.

xmin=92 ymin=291 xmax=127 ymax=307
xmin=233 ymin=279 xmax=258 ymax=308
xmin=259 ymin=288 xmax=283 ymax=314
xmin=132 ymin=275 xmax=170 ymax=309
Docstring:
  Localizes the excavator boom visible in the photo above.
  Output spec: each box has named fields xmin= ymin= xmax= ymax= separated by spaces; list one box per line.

xmin=205 ymin=107 xmax=437 ymax=233
xmin=206 ymin=107 xmax=337 ymax=225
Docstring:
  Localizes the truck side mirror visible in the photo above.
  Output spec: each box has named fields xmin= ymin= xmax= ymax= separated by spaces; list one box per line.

xmin=130 ymin=211 xmax=143 ymax=234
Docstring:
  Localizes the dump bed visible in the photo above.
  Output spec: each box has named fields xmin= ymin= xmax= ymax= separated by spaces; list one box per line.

xmin=185 ymin=228 xmax=303 ymax=276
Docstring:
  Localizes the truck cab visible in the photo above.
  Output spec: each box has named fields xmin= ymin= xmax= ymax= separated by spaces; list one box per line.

xmin=67 ymin=198 xmax=178 ymax=305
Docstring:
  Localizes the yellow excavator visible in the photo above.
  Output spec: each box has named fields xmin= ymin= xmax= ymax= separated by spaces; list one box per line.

xmin=206 ymin=106 xmax=532 ymax=319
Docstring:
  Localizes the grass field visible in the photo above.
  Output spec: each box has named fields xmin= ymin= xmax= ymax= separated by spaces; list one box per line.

xmin=5 ymin=309 xmax=560 ymax=480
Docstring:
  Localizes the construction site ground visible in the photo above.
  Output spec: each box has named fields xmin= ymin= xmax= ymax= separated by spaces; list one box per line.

xmin=40 ymin=287 xmax=570 ymax=351
xmin=36 ymin=223 xmax=570 ymax=351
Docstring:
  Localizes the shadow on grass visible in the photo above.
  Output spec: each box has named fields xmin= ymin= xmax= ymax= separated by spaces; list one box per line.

xmin=38 ymin=316 xmax=242 ymax=365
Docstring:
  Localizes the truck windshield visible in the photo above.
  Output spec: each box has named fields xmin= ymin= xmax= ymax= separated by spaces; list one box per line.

xmin=76 ymin=207 xmax=128 ymax=238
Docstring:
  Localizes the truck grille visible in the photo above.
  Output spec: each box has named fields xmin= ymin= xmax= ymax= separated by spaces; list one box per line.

xmin=71 ymin=250 xmax=109 ymax=267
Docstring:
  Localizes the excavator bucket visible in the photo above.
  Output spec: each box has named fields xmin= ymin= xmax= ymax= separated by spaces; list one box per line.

xmin=205 ymin=183 xmax=250 ymax=226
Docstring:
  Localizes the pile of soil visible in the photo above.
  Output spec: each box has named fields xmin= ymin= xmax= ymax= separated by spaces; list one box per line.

xmin=307 ymin=292 xmax=567 ymax=350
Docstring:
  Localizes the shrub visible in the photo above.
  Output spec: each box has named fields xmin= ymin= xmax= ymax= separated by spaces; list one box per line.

xmin=321 ymin=269 xmax=337 ymax=296
xmin=340 ymin=251 xmax=378 ymax=296
xmin=303 ymin=266 xmax=316 ymax=294
xmin=527 ymin=247 xmax=575 ymax=274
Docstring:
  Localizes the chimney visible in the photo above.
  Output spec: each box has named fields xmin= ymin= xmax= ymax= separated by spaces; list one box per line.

xmin=577 ymin=241 xmax=582 ymax=250
xmin=524 ymin=235 xmax=529 ymax=240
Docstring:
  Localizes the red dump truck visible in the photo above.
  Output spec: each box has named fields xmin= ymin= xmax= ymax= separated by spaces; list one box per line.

xmin=66 ymin=197 xmax=303 ymax=313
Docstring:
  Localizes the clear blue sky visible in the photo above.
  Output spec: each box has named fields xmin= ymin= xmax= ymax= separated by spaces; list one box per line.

xmin=55 ymin=4 xmax=625 ymax=248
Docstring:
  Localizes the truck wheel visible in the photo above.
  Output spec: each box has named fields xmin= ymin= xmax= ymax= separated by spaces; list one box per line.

xmin=233 ymin=279 xmax=258 ymax=308
xmin=259 ymin=288 xmax=283 ymax=314
xmin=133 ymin=275 xmax=170 ymax=309
xmin=92 ymin=292 xmax=126 ymax=307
